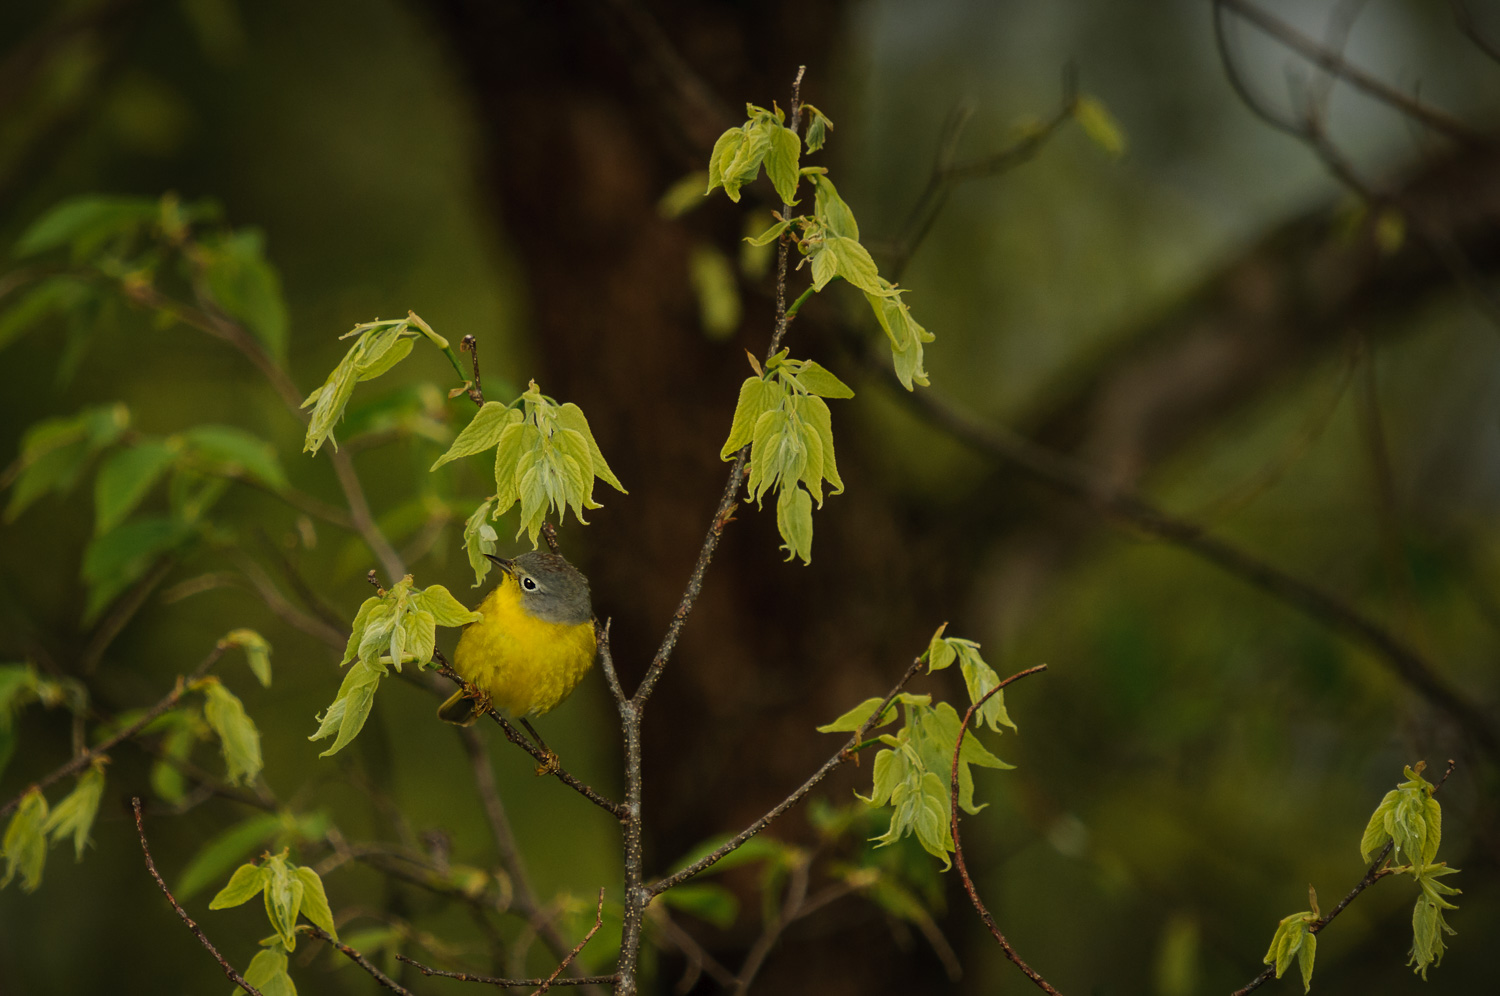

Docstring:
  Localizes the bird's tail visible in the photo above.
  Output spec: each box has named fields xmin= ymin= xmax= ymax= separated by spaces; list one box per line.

xmin=437 ymin=689 xmax=483 ymax=726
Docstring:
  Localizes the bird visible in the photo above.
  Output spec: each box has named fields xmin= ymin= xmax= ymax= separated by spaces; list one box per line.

xmin=438 ymin=551 xmax=596 ymax=726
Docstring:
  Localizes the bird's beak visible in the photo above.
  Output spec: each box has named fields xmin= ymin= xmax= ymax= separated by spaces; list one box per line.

xmin=484 ymin=554 xmax=514 ymax=576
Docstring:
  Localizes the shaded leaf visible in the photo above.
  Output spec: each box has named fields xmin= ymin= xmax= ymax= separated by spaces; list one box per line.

xmin=688 ymin=244 xmax=741 ymax=341
xmin=94 ymin=439 xmax=177 ymax=534
xmin=659 ymin=883 xmax=738 ymax=929
xmin=14 ymin=195 xmax=157 ymax=259
xmin=202 ymin=680 xmax=263 ymax=785
xmin=1074 ymin=95 xmax=1127 ymax=156
xmin=202 ymin=228 xmax=289 ymax=360
xmin=0 ymin=277 xmax=93 ymax=352
xmin=1 ymin=788 xmax=48 ymax=891
xmin=82 ymin=516 xmax=193 ymax=621
xmin=223 ymin=629 xmax=273 ymax=687
xmin=180 ymin=425 xmax=289 ymax=491
xmin=40 ymin=763 xmax=105 ymax=860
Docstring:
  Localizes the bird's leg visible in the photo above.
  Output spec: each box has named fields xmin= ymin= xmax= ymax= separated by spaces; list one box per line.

xmin=521 ymin=718 xmax=560 ymax=775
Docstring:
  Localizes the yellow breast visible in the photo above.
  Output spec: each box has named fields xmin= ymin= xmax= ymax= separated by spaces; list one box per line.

xmin=451 ymin=575 xmax=597 ymax=716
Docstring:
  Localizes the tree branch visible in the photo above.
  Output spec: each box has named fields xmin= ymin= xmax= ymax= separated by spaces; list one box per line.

xmin=303 ymin=924 xmax=416 ymax=996
xmin=397 ymin=954 xmax=617 ymax=990
xmin=132 ymin=797 xmax=265 ymax=996
xmin=1230 ymin=758 xmax=1457 ymax=995
xmin=646 ymin=654 xmax=929 ymax=897
xmin=1216 ymin=0 xmax=1483 ymax=144
xmin=1 ymin=644 xmax=226 ymax=819
xmin=948 ymin=665 xmax=1056 ymax=994
xmin=879 ymin=369 xmax=1500 ymax=761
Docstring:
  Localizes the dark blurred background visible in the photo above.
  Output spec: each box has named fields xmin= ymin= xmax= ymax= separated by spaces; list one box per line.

xmin=2 ymin=0 xmax=1499 ymax=993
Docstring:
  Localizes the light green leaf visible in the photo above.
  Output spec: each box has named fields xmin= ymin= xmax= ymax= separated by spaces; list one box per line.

xmin=178 ymin=812 xmax=283 ymax=901
xmin=202 ymin=680 xmax=262 ymax=785
xmin=823 ymin=236 xmax=884 ymax=297
xmin=706 ymin=128 xmax=747 ymax=196
xmin=41 ymin=763 xmax=105 ymax=860
xmin=14 ymin=195 xmax=157 ymax=259
xmin=764 ymin=124 xmax=801 ymax=205
xmin=811 ymin=175 xmax=858 ymax=240
xmin=415 ymin=585 xmax=482 ymax=627
xmin=721 ymin=377 xmax=783 ymax=460
xmin=803 ymin=105 xmax=833 ymax=153
xmin=493 ymin=421 xmax=536 ymax=513
xmin=744 ymin=219 xmax=792 ymax=247
xmin=809 ymin=243 xmax=838 ymax=292
xmin=1 ymin=789 xmax=48 ymax=891
xmin=430 ymin=402 xmax=522 ymax=471
xmin=799 ymin=395 xmax=842 ymax=497
xmin=294 ymin=865 xmax=338 ymax=941
xmin=1298 ymin=929 xmax=1316 ymax=993
xmin=1074 ymin=95 xmax=1127 ymax=157
xmin=956 ymin=644 xmax=1017 ymax=733
xmin=94 ymin=439 xmax=177 ymax=535
xmin=688 ymin=244 xmax=742 ymax=341
xmin=208 ymin=862 xmax=268 ymax=909
xmin=793 ymin=360 xmax=854 ymax=399
xmin=263 ymin=853 xmax=304 ymax=950
xmin=817 ymin=696 xmax=895 ymax=734
xmin=776 ymin=484 xmax=814 ymax=565
xmin=721 ymin=121 xmax=772 ymax=202
xmin=463 ymin=499 xmax=498 ymax=587
xmin=400 ymin=609 xmax=437 ymax=667
xmin=1360 ymin=789 xmax=1397 ymax=863
xmin=340 ymin=596 xmax=381 ymax=668
xmin=223 ymin=629 xmax=273 ymax=688
xmin=554 ymin=404 xmax=625 ymax=494
xmin=239 ymin=946 xmax=296 ymax=996
xmin=926 ymin=626 xmax=956 ymax=672
xmin=310 ymin=659 xmax=385 ymax=757
xmin=181 ymin=425 xmax=288 ymax=491
xmin=857 ymin=747 xmax=909 ymax=807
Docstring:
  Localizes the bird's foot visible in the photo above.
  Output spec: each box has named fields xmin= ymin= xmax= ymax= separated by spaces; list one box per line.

xmin=534 ymin=750 xmax=560 ymax=777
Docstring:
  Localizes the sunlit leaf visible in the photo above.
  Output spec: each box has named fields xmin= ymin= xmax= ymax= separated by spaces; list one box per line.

xmin=208 ymin=861 xmax=268 ymax=909
xmin=40 ymin=763 xmax=105 ymax=860
xmin=202 ymin=680 xmax=263 ymax=785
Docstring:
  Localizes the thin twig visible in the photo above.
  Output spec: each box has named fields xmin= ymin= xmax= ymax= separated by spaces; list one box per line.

xmin=645 ymin=905 xmax=738 ymax=991
xmin=303 ymin=924 xmax=416 ymax=995
xmin=397 ymin=955 xmax=617 ymax=989
xmin=887 ymin=67 xmax=1077 ymax=282
xmin=1 ymin=644 xmax=226 ymax=819
xmin=1230 ymin=758 xmax=1457 ymax=995
xmin=948 ymin=665 xmax=1056 ymax=994
xmin=131 ymin=798 xmax=265 ymax=996
xmin=880 ymin=368 xmax=1500 ymax=761
xmin=646 ymin=654 xmax=929 ymax=897
xmin=1216 ymin=0 xmax=1482 ymax=144
xmin=533 ymin=888 xmax=606 ymax=996
xmin=460 ymin=333 xmax=485 ymax=407
xmin=432 ymin=655 xmax=626 ymax=820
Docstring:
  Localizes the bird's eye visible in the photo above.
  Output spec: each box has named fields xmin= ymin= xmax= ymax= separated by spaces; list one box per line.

xmin=521 ymin=577 xmax=537 ymax=591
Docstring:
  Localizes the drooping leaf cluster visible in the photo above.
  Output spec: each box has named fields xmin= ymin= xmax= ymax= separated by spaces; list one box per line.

xmin=719 ymin=352 xmax=851 ymax=564
xmin=818 ymin=627 xmax=1018 ymax=868
xmin=209 ymin=849 xmax=338 ymax=996
xmin=1 ymin=632 xmax=270 ymax=893
xmin=310 ymin=577 xmax=481 ymax=758
xmin=300 ymin=314 xmax=452 ymax=455
xmin=708 ymin=102 xmax=934 ymax=390
xmin=1259 ymin=763 xmax=1460 ymax=991
xmin=435 ymin=381 xmax=625 ymax=582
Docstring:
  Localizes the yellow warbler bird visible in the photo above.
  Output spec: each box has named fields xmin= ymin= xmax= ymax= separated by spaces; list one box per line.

xmin=438 ymin=551 xmax=596 ymax=725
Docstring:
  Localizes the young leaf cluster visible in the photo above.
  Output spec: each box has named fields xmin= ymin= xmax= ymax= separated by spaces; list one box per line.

xmin=1257 ymin=763 xmax=1461 ymax=991
xmin=0 ymin=662 xmax=86 ymax=782
xmin=310 ymin=577 xmax=482 ymax=757
xmin=706 ymin=102 xmax=802 ymax=205
xmin=2 ymin=403 xmax=292 ymax=620
xmin=1356 ymin=763 xmax=1460 ymax=979
xmin=436 ymin=381 xmax=624 ymax=581
xmin=818 ymin=630 xmax=1017 ymax=868
xmin=708 ymin=101 xmax=935 ymax=391
xmin=209 ymin=850 xmax=338 ymax=996
xmin=1262 ymin=911 xmax=1317 ymax=994
xmin=719 ymin=352 xmax=852 ymax=564
xmin=301 ymin=315 xmax=446 ymax=454
xmin=0 ymin=764 xmax=106 ymax=893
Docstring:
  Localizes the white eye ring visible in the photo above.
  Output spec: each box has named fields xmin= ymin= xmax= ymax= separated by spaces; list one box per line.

xmin=521 ymin=576 xmax=537 ymax=591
